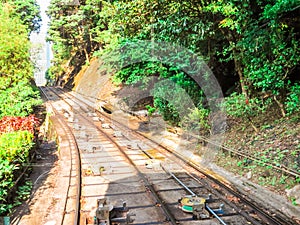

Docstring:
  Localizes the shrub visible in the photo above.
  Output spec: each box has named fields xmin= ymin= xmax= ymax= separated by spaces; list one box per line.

xmin=285 ymin=83 xmax=300 ymax=115
xmin=180 ymin=107 xmax=210 ymax=133
xmin=0 ymin=115 xmax=39 ymax=135
xmin=223 ymin=92 xmax=269 ymax=132
xmin=0 ymin=130 xmax=34 ymax=216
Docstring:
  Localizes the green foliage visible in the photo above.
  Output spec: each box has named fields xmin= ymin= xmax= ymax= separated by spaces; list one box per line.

xmin=47 ymin=0 xmax=110 ymax=82
xmin=105 ymin=0 xmax=299 ymax=123
xmin=204 ymin=0 xmax=300 ymax=114
xmin=5 ymin=0 xmax=41 ymax=33
xmin=285 ymin=83 xmax=300 ymax=115
xmin=0 ymin=82 xmax=41 ymax=117
xmin=0 ymin=130 xmax=34 ymax=216
xmin=48 ymin=0 xmax=300 ymax=127
xmin=263 ymin=0 xmax=300 ymax=20
xmin=291 ymin=197 xmax=298 ymax=206
xmin=15 ymin=180 xmax=32 ymax=202
xmin=0 ymin=4 xmax=40 ymax=216
xmin=153 ymin=98 xmax=180 ymax=125
xmin=223 ymin=92 xmax=270 ymax=131
xmin=0 ymin=6 xmax=41 ymax=118
xmin=241 ymin=26 xmax=300 ymax=96
xmin=45 ymin=68 xmax=55 ymax=85
xmin=145 ymin=105 xmax=156 ymax=117
xmin=150 ymin=77 xmax=203 ymax=125
xmin=0 ymin=131 xmax=33 ymax=164
xmin=0 ymin=7 xmax=32 ymax=82
xmin=224 ymin=92 xmax=267 ymax=119
xmin=180 ymin=107 xmax=210 ymax=133
xmin=104 ymin=39 xmax=205 ymax=125
xmin=114 ymin=62 xmax=164 ymax=85
xmin=0 ymin=0 xmax=41 ymax=33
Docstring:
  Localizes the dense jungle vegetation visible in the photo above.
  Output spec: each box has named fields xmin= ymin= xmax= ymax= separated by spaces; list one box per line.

xmin=0 ymin=0 xmax=299 ymax=217
xmin=47 ymin=0 xmax=300 ymax=130
xmin=0 ymin=0 xmax=41 ymax=216
xmin=47 ymin=0 xmax=300 ymax=194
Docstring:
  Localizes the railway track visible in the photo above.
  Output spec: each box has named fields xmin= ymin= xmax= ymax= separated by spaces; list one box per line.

xmin=40 ymin=86 xmax=297 ymax=225
xmin=40 ymin=88 xmax=82 ymax=225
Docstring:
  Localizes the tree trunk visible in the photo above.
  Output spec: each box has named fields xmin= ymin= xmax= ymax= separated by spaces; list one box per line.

xmin=273 ymin=95 xmax=286 ymax=117
xmin=248 ymin=117 xmax=259 ymax=133
xmin=221 ymin=28 xmax=248 ymax=99
xmin=233 ymin=53 xmax=248 ymax=99
xmin=83 ymin=48 xmax=90 ymax=64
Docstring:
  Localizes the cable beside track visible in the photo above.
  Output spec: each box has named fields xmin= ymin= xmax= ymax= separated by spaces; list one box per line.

xmin=39 ymin=86 xmax=299 ymax=225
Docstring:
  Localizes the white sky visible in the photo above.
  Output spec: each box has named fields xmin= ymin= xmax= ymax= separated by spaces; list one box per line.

xmin=30 ymin=0 xmax=51 ymax=86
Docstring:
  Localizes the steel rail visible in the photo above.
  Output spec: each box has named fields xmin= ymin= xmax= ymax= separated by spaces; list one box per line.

xmin=58 ymin=87 xmax=296 ymax=225
xmin=49 ymin=87 xmax=178 ymax=225
xmin=40 ymin=87 xmax=82 ymax=225
xmin=206 ymin=206 xmax=227 ymax=225
xmin=64 ymin=86 xmax=300 ymax=179
xmin=164 ymin=169 xmax=196 ymax=197
xmin=58 ymin=87 xmax=262 ymax=224
xmin=143 ymin=132 xmax=290 ymax=225
xmin=163 ymin=166 xmax=228 ymax=225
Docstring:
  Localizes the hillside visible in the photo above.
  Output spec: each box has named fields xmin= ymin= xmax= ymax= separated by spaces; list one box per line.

xmin=71 ymin=59 xmax=300 ymax=207
xmin=46 ymin=0 xmax=300 ymax=208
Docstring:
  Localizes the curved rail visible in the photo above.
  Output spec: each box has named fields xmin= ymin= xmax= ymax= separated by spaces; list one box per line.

xmin=49 ymin=86 xmax=178 ymax=225
xmin=50 ymin=86 xmax=297 ymax=225
xmin=40 ymin=87 xmax=82 ymax=225
xmin=64 ymin=86 xmax=300 ymax=178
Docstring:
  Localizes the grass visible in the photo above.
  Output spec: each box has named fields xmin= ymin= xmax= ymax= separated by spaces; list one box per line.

xmin=207 ymin=111 xmax=300 ymax=204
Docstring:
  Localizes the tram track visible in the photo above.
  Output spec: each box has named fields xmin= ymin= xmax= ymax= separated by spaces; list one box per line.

xmin=63 ymin=87 xmax=300 ymax=179
xmin=40 ymin=87 xmax=82 ymax=225
xmin=40 ymin=86 xmax=297 ymax=225
xmin=42 ymin=87 xmax=177 ymax=224
xmin=60 ymin=87 xmax=298 ymax=224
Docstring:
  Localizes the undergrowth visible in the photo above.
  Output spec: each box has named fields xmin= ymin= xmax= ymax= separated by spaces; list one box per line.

xmin=213 ymin=111 xmax=300 ymax=204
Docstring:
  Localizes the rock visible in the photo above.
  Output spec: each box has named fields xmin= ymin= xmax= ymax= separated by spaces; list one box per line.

xmin=114 ymin=131 xmax=122 ymax=137
xmin=245 ymin=171 xmax=252 ymax=179
xmin=44 ymin=221 xmax=56 ymax=225
xmin=286 ymin=185 xmax=300 ymax=203
xmin=101 ymin=123 xmax=110 ymax=129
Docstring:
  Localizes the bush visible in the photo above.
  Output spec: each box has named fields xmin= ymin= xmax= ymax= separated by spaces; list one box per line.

xmin=223 ymin=92 xmax=269 ymax=132
xmin=0 ymin=115 xmax=39 ymax=135
xmin=0 ymin=83 xmax=42 ymax=118
xmin=0 ymin=131 xmax=34 ymax=216
xmin=180 ymin=107 xmax=210 ymax=133
xmin=0 ymin=131 xmax=34 ymax=163
xmin=224 ymin=93 xmax=267 ymax=118
xmin=285 ymin=83 xmax=300 ymax=115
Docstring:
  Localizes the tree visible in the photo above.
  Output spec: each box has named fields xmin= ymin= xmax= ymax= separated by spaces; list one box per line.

xmin=0 ymin=5 xmax=41 ymax=117
xmin=0 ymin=5 xmax=33 ymax=84
xmin=47 ymin=0 xmax=110 ymax=84
xmin=48 ymin=0 xmax=300 ymax=126
xmin=0 ymin=0 xmax=41 ymax=33
xmin=207 ymin=0 xmax=299 ymax=100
